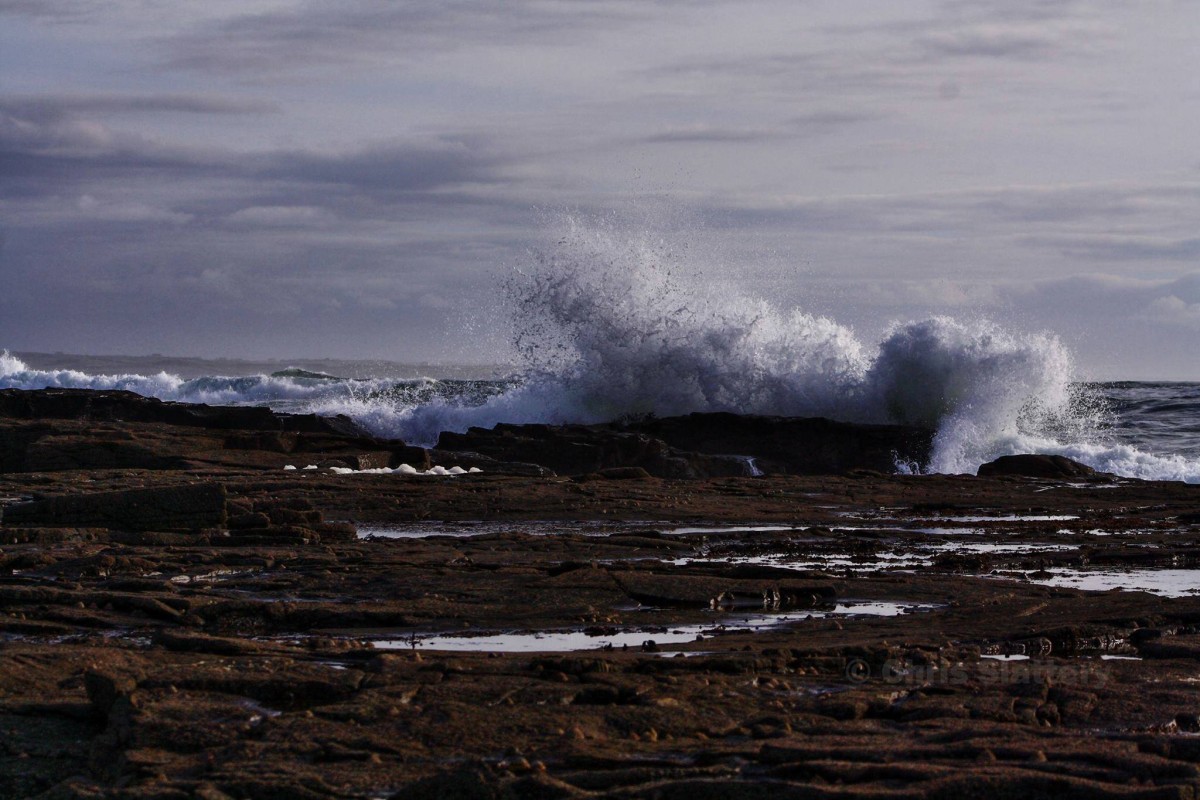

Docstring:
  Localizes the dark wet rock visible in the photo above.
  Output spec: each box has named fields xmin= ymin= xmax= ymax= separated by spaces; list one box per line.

xmin=623 ymin=412 xmax=934 ymax=475
xmin=111 ymin=529 xmax=211 ymax=546
xmin=437 ymin=413 xmax=932 ymax=477
xmin=318 ymin=453 xmax=395 ymax=470
xmin=5 ymin=389 xmax=1200 ymax=797
xmin=226 ymin=524 xmax=321 ymax=545
xmin=391 ymin=445 xmax=433 ymax=470
xmin=578 ymin=467 xmax=655 ymax=481
xmin=2 ymin=482 xmax=228 ymax=531
xmin=23 ymin=434 xmax=192 ymax=471
xmin=84 ymin=670 xmax=139 ymax=719
xmin=224 ymin=431 xmax=299 ymax=452
xmin=253 ymin=496 xmax=316 ymax=513
xmin=1136 ymin=634 xmax=1200 ymax=660
xmin=572 ymin=686 xmax=647 ymax=705
xmin=436 ymin=423 xmax=740 ymax=478
xmin=151 ymin=630 xmax=278 ymax=656
xmin=228 ymin=511 xmax=271 ymax=530
xmin=1130 ymin=628 xmax=1164 ymax=644
xmin=0 ymin=389 xmax=420 ymax=474
xmin=0 ymin=387 xmax=366 ymax=435
xmin=314 ymin=521 xmax=358 ymax=541
xmin=428 ymin=449 xmax=555 ymax=477
xmin=977 ymin=454 xmax=1100 ymax=479
xmin=265 ymin=507 xmax=323 ymax=526
xmin=0 ymin=526 xmax=110 ymax=545
xmin=1175 ymin=713 xmax=1200 ymax=733
xmin=613 ymin=570 xmax=835 ymax=610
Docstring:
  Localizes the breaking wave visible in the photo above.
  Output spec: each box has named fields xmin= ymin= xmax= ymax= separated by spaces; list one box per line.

xmin=3 ymin=211 xmax=1199 ymax=482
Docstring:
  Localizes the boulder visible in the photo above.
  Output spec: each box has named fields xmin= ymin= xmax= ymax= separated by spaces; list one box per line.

xmin=977 ymin=454 xmax=1099 ymax=480
xmin=390 ymin=445 xmax=432 ymax=470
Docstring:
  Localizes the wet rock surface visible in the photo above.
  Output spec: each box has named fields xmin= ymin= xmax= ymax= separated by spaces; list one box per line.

xmin=3 ymin=390 xmax=1200 ymax=797
xmin=437 ymin=412 xmax=934 ymax=477
xmin=978 ymin=454 xmax=1105 ymax=479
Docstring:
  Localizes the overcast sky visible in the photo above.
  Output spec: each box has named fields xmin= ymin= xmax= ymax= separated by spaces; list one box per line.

xmin=1 ymin=0 xmax=1198 ymax=378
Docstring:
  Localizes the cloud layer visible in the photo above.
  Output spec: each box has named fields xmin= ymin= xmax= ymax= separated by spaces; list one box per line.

xmin=1 ymin=0 xmax=1198 ymax=377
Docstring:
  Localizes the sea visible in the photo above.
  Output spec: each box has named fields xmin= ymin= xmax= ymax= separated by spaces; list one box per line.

xmin=3 ymin=214 xmax=1198 ymax=483
xmin=2 ymin=349 xmax=1198 ymax=483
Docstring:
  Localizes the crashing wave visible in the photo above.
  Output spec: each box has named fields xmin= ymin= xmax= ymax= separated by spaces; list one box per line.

xmin=3 ymin=211 xmax=1198 ymax=482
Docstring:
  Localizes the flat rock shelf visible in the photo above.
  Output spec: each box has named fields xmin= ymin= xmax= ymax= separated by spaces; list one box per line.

xmin=3 ymin=389 xmax=1200 ymax=798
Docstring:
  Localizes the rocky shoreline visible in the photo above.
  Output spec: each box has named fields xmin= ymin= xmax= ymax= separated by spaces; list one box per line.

xmin=3 ymin=388 xmax=1200 ymax=798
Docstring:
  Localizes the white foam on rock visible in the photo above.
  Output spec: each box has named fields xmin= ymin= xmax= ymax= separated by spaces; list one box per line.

xmin=288 ymin=463 xmax=482 ymax=476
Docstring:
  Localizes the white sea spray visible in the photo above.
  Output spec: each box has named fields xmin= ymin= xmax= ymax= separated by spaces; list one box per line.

xmin=3 ymin=211 xmax=1199 ymax=482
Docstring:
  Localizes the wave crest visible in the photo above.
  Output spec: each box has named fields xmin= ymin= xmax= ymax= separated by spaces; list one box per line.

xmin=3 ymin=211 xmax=1198 ymax=482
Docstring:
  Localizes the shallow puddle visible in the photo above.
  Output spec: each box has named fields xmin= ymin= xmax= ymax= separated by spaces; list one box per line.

xmin=928 ymin=514 xmax=1081 ymax=523
xmin=928 ymin=542 xmax=1076 ymax=554
xmin=666 ymin=525 xmax=800 ymax=535
xmin=167 ymin=568 xmax=259 ymax=584
xmin=357 ymin=520 xmax=664 ymax=539
xmin=372 ymin=601 xmax=937 ymax=653
xmin=1019 ymin=568 xmax=1200 ymax=597
xmin=376 ymin=626 xmax=710 ymax=653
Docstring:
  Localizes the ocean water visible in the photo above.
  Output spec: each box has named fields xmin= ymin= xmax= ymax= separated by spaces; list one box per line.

xmin=3 ymin=213 xmax=1198 ymax=482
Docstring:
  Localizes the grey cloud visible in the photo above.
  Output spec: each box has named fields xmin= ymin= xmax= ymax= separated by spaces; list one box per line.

xmin=637 ymin=127 xmax=781 ymax=145
xmin=914 ymin=27 xmax=1069 ymax=60
xmin=641 ymin=52 xmax=922 ymax=97
xmin=787 ymin=110 xmax=880 ymax=128
xmin=0 ymin=94 xmax=278 ymax=193
xmin=0 ymin=98 xmax=508 ymax=209
xmin=638 ymin=111 xmax=881 ymax=144
xmin=1 ymin=93 xmax=280 ymax=116
xmin=702 ymin=181 xmax=1200 ymax=238
xmin=0 ymin=107 xmax=223 ymax=198
xmin=0 ymin=0 xmax=98 ymax=21
xmin=163 ymin=1 xmax=642 ymax=74
xmin=1003 ymin=272 xmax=1200 ymax=342
xmin=940 ymin=0 xmax=1097 ymax=24
xmin=3 ymin=0 xmax=1197 ymax=377
xmin=0 ymin=88 xmax=532 ymax=355
xmin=1022 ymin=235 xmax=1200 ymax=263
xmin=252 ymin=136 xmax=506 ymax=197
xmin=644 ymin=53 xmax=821 ymax=81
xmin=0 ymin=211 xmax=528 ymax=360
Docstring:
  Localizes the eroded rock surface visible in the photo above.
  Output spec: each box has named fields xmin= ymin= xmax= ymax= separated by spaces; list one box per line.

xmin=978 ymin=454 xmax=1104 ymax=480
xmin=437 ymin=413 xmax=934 ymax=478
xmin=2 ymin=389 xmax=1200 ymax=797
